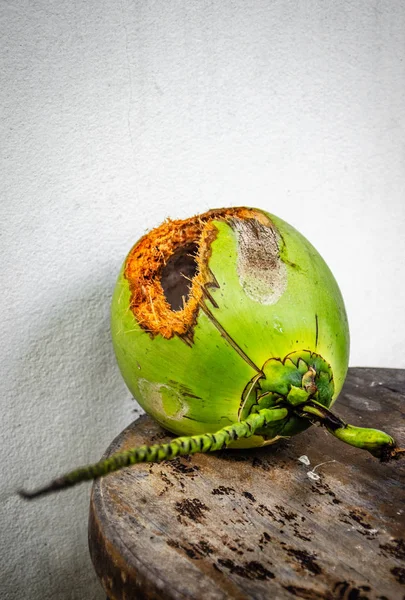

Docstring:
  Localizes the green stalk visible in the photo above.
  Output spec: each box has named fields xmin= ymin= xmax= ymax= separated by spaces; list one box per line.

xmin=19 ymin=407 xmax=288 ymax=499
xmin=297 ymin=400 xmax=404 ymax=461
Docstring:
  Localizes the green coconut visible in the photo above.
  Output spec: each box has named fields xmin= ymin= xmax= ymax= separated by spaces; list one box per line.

xmin=20 ymin=207 xmax=403 ymax=499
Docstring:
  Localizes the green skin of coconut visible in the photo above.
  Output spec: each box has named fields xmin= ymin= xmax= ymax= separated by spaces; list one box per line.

xmin=19 ymin=210 xmax=402 ymax=499
xmin=111 ymin=213 xmax=349 ymax=447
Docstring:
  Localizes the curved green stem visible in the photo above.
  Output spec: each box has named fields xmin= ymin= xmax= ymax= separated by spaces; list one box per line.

xmin=297 ymin=399 xmax=404 ymax=461
xmin=19 ymin=407 xmax=288 ymax=499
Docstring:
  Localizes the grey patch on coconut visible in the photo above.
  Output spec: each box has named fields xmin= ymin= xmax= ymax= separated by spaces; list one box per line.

xmin=138 ymin=379 xmax=188 ymax=421
xmin=231 ymin=218 xmax=287 ymax=304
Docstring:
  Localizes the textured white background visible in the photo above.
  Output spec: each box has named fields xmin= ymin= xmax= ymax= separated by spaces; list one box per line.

xmin=1 ymin=1 xmax=404 ymax=598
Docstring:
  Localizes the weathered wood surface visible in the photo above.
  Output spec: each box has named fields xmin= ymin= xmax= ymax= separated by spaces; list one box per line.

xmin=88 ymin=368 xmax=405 ymax=600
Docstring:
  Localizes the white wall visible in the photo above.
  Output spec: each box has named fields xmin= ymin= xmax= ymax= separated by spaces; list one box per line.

xmin=1 ymin=1 xmax=404 ymax=598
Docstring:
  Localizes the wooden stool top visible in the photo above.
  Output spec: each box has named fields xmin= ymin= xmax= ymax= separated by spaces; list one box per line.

xmin=88 ymin=368 xmax=405 ymax=600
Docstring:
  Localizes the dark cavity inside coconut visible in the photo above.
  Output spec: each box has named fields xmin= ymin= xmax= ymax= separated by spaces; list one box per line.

xmin=160 ymin=243 xmax=199 ymax=311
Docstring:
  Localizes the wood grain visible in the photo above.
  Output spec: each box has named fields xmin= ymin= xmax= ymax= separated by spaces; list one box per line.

xmin=88 ymin=368 xmax=405 ymax=600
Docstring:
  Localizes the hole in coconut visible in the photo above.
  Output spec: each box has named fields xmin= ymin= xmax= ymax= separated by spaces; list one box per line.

xmin=161 ymin=242 xmax=199 ymax=311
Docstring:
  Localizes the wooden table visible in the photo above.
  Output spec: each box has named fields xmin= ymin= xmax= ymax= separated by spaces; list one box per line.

xmin=88 ymin=368 xmax=405 ymax=600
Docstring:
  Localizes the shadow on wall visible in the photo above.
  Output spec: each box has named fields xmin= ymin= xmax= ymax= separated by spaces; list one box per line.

xmin=8 ymin=270 xmax=138 ymax=600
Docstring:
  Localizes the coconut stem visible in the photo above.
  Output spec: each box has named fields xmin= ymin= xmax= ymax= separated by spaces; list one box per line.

xmin=19 ymin=407 xmax=288 ymax=499
xmin=297 ymin=399 xmax=404 ymax=461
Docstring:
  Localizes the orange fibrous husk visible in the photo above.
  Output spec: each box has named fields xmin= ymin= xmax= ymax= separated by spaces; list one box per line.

xmin=124 ymin=207 xmax=269 ymax=339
